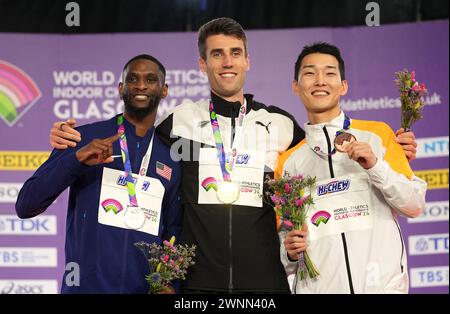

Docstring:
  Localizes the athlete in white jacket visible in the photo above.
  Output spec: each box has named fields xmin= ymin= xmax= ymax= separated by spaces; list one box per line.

xmin=276 ymin=42 xmax=427 ymax=294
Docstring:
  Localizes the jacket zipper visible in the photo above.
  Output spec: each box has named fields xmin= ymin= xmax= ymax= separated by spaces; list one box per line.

xmin=228 ymin=109 xmax=237 ymax=293
xmin=394 ymin=219 xmax=405 ymax=273
xmin=323 ymin=126 xmax=355 ymax=294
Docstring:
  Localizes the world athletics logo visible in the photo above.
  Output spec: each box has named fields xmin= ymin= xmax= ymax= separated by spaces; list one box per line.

xmin=201 ymin=177 xmax=219 ymax=192
xmin=311 ymin=210 xmax=331 ymax=226
xmin=0 ymin=60 xmax=41 ymax=126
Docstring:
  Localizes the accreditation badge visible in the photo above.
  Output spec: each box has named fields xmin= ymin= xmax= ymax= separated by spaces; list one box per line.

xmin=307 ymin=174 xmax=374 ymax=241
xmin=98 ymin=167 xmax=165 ymax=235
xmin=198 ymin=148 xmax=265 ymax=207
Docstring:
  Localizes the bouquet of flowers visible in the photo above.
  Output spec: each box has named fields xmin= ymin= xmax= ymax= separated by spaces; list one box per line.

xmin=395 ymin=69 xmax=428 ymax=131
xmin=134 ymin=236 xmax=196 ymax=294
xmin=265 ymin=173 xmax=319 ymax=280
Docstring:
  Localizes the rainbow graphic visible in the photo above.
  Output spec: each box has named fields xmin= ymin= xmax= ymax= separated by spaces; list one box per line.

xmin=311 ymin=210 xmax=331 ymax=226
xmin=201 ymin=177 xmax=219 ymax=192
xmin=0 ymin=60 xmax=41 ymax=126
xmin=101 ymin=199 xmax=124 ymax=214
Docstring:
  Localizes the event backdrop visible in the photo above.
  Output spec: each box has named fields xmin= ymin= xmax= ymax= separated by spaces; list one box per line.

xmin=0 ymin=20 xmax=448 ymax=294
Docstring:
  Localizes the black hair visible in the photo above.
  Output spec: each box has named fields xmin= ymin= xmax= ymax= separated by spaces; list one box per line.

xmin=122 ymin=54 xmax=166 ymax=79
xmin=198 ymin=17 xmax=248 ymax=60
xmin=294 ymin=42 xmax=345 ymax=81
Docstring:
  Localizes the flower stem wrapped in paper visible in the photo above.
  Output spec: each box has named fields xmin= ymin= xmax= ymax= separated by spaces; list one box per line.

xmin=265 ymin=173 xmax=319 ymax=280
xmin=135 ymin=236 xmax=196 ymax=294
xmin=395 ymin=69 xmax=428 ymax=131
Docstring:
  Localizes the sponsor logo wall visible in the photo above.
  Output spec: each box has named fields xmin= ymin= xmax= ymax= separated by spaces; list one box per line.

xmin=0 ymin=20 xmax=448 ymax=293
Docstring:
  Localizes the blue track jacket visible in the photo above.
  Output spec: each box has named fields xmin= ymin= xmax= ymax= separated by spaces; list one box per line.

xmin=15 ymin=114 xmax=183 ymax=293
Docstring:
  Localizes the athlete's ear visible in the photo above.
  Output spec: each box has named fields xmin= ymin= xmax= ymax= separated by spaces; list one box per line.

xmin=292 ymin=80 xmax=300 ymax=97
xmin=118 ymin=82 xmax=124 ymax=100
xmin=341 ymin=80 xmax=348 ymax=96
xmin=199 ymin=57 xmax=207 ymax=73
xmin=161 ymin=84 xmax=169 ymax=99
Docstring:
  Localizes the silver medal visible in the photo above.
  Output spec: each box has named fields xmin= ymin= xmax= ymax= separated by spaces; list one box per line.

xmin=123 ymin=206 xmax=146 ymax=230
xmin=216 ymin=181 xmax=240 ymax=204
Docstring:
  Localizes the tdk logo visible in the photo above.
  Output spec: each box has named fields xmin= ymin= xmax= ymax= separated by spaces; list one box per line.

xmin=318 ymin=179 xmax=350 ymax=196
xmin=0 ymin=215 xmax=57 ymax=235
xmin=409 ymin=233 xmax=449 ymax=255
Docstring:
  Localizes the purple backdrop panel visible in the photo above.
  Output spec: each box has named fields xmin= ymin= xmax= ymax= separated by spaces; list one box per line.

xmin=0 ymin=20 xmax=448 ymax=294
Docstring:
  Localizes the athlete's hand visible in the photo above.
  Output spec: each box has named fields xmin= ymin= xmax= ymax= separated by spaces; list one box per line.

xmin=75 ymin=133 xmax=121 ymax=166
xmin=50 ymin=119 xmax=81 ymax=149
xmin=284 ymin=224 xmax=308 ymax=262
xmin=395 ymin=128 xmax=417 ymax=162
xmin=344 ymin=141 xmax=378 ymax=170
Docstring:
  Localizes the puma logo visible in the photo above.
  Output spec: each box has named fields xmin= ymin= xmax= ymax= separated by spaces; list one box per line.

xmin=197 ymin=121 xmax=209 ymax=128
xmin=255 ymin=121 xmax=271 ymax=134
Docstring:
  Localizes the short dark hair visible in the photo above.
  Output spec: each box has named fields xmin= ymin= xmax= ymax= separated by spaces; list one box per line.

xmin=198 ymin=17 xmax=248 ymax=60
xmin=122 ymin=54 xmax=166 ymax=80
xmin=294 ymin=42 xmax=346 ymax=81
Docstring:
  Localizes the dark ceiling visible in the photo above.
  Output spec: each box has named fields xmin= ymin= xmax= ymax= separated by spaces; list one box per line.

xmin=0 ymin=0 xmax=448 ymax=33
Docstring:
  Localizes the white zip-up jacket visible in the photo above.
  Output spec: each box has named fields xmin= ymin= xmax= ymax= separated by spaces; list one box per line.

xmin=275 ymin=111 xmax=427 ymax=294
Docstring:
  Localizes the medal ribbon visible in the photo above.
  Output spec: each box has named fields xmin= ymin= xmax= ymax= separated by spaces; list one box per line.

xmin=117 ymin=115 xmax=154 ymax=207
xmin=331 ymin=113 xmax=351 ymax=155
xmin=311 ymin=113 xmax=351 ymax=156
xmin=209 ymin=100 xmax=247 ymax=182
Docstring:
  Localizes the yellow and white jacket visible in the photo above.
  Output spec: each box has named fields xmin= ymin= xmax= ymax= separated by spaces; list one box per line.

xmin=275 ymin=111 xmax=427 ymax=294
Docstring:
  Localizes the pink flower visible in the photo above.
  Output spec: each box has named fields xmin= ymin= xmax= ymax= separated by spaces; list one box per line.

xmin=411 ymin=70 xmax=415 ymax=81
xmin=295 ymin=198 xmax=304 ymax=207
xmin=420 ymin=83 xmax=426 ymax=92
xmin=412 ymin=81 xmax=419 ymax=91
xmin=285 ymin=183 xmax=291 ymax=194
xmin=163 ymin=255 xmax=169 ymax=263
xmin=270 ymin=195 xmax=279 ymax=204
xmin=283 ymin=220 xmax=293 ymax=229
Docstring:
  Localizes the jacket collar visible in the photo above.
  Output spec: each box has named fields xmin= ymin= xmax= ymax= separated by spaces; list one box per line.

xmin=304 ymin=111 xmax=349 ymax=154
xmin=210 ymin=91 xmax=254 ymax=118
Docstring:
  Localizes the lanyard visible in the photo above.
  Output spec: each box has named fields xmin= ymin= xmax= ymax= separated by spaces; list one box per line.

xmin=311 ymin=114 xmax=351 ymax=156
xmin=117 ymin=115 xmax=154 ymax=207
xmin=209 ymin=99 xmax=247 ymax=182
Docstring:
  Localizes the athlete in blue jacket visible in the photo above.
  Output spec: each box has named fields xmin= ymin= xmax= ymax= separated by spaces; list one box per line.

xmin=15 ymin=55 xmax=183 ymax=293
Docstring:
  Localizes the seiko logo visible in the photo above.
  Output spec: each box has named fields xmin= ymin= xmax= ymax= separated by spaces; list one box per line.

xmin=317 ymin=179 xmax=350 ymax=196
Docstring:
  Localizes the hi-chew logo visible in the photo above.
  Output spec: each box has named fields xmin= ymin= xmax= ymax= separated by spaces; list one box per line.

xmin=0 ymin=61 xmax=41 ymax=126
xmin=317 ymin=179 xmax=350 ymax=196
